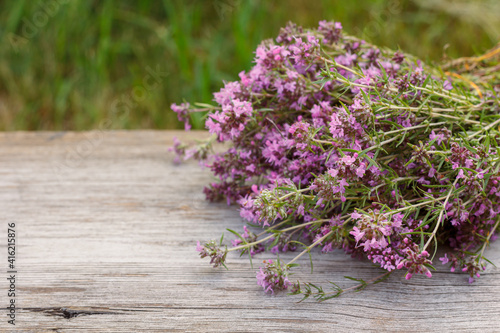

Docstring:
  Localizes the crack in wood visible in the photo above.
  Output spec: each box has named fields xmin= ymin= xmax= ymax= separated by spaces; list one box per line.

xmin=25 ymin=307 xmax=128 ymax=319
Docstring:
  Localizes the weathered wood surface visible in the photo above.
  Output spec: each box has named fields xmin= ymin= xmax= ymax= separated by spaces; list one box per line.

xmin=1 ymin=130 xmax=499 ymax=332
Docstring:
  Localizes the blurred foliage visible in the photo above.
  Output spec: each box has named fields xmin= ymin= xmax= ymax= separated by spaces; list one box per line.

xmin=0 ymin=0 xmax=498 ymax=130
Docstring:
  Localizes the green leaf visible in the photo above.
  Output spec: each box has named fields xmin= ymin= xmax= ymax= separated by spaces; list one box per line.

xmin=343 ymin=276 xmax=367 ymax=284
xmin=287 ymin=263 xmax=301 ymax=268
xmin=312 ymin=78 xmax=331 ymax=85
xmin=194 ymin=102 xmax=217 ymax=108
xmin=275 ymin=186 xmax=296 ymax=192
xmin=400 ymin=231 xmax=433 ymax=236
xmin=373 ymin=272 xmax=392 ymax=284
xmin=339 ymin=148 xmax=360 ymax=153
xmin=226 ymin=228 xmax=244 ymax=242
xmin=226 ymin=228 xmax=253 ymax=268
xmin=482 ymin=257 xmax=497 ymax=268
xmin=424 ymin=263 xmax=437 ymax=271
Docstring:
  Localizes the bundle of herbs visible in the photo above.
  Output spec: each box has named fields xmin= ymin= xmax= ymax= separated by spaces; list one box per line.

xmin=171 ymin=21 xmax=500 ymax=300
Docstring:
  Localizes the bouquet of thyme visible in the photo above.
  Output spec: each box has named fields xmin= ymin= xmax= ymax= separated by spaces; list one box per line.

xmin=172 ymin=21 xmax=500 ymax=300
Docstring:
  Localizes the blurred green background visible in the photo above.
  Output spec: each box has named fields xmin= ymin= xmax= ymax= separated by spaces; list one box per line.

xmin=0 ymin=0 xmax=498 ymax=131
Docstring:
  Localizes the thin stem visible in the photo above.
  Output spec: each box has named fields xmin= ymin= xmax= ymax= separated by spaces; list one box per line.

xmin=369 ymin=176 xmax=419 ymax=192
xmin=323 ymin=58 xmax=365 ymax=78
xmin=334 ymin=271 xmax=391 ymax=295
xmin=422 ymin=177 xmax=460 ymax=252
xmin=427 ymin=150 xmax=449 ymax=155
xmin=279 ymin=218 xmax=337 ymax=233
xmin=375 ymin=105 xmax=482 ymax=124
xmin=413 ymin=85 xmax=474 ymax=104
xmin=256 ymin=219 xmax=290 ymax=237
xmin=287 ymin=230 xmax=334 ymax=266
xmin=376 ymin=110 xmax=481 ymax=124
xmin=377 ymin=104 xmax=477 ymax=112
xmin=229 ymin=218 xmax=333 ymax=253
xmin=332 ymin=75 xmax=373 ymax=90
xmin=478 ymin=218 xmax=500 ymax=260
xmin=313 ymin=139 xmax=334 ymax=145
xmin=364 ymin=135 xmax=402 ymax=153
xmin=279 ymin=188 xmax=310 ymax=201
xmin=426 ymin=112 xmax=480 ymax=124
xmin=228 ymin=233 xmax=276 ymax=253
xmin=381 ymin=122 xmax=447 ymax=136
xmin=301 ymin=271 xmax=393 ymax=300
xmin=468 ymin=117 xmax=500 ymax=139
xmin=315 ymin=134 xmax=402 ymax=152
xmin=389 ymin=195 xmax=448 ymax=214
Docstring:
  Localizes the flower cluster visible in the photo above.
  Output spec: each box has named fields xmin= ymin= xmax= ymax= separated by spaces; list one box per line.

xmin=196 ymin=240 xmax=228 ymax=268
xmin=206 ymin=99 xmax=253 ymax=141
xmin=256 ymin=259 xmax=292 ymax=294
xmin=397 ymin=247 xmax=433 ymax=280
xmin=350 ymin=211 xmax=401 ymax=252
xmin=171 ymin=102 xmax=191 ymax=131
xmin=173 ymin=20 xmax=500 ymax=298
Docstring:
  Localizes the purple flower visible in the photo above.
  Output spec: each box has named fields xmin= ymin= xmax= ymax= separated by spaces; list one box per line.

xmin=350 ymin=226 xmax=365 ymax=243
xmin=318 ymin=20 xmax=342 ymax=44
xmin=397 ymin=247 xmax=433 ymax=279
xmin=195 ymin=241 xmax=204 ymax=253
xmin=206 ymin=99 xmax=253 ymax=141
xmin=214 ymin=81 xmax=242 ymax=106
xmin=356 ymin=163 xmax=367 ymax=178
xmin=171 ymin=102 xmax=191 ymax=130
xmin=196 ymin=240 xmax=228 ymax=268
xmin=256 ymin=260 xmax=292 ymax=294
xmin=428 ymin=167 xmax=436 ymax=177
xmin=439 ymin=254 xmax=449 ymax=264
xmin=341 ymin=154 xmax=356 ymax=166
xmin=184 ymin=19 xmax=498 ymax=291
xmin=351 ymin=211 xmax=362 ymax=220
xmin=443 ymin=80 xmax=453 ymax=91
xmin=169 ymin=137 xmax=186 ymax=164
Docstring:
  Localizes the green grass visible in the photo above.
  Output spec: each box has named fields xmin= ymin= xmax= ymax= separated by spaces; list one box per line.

xmin=0 ymin=0 xmax=498 ymax=130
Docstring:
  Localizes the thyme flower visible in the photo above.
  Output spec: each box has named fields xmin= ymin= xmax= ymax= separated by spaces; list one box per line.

xmin=174 ymin=20 xmax=500 ymax=299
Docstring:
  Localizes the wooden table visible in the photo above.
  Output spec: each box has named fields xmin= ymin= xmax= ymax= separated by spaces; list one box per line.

xmin=2 ymin=131 xmax=499 ymax=332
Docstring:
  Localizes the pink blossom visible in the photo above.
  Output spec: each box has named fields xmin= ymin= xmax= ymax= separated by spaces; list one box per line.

xmin=350 ymin=226 xmax=365 ymax=243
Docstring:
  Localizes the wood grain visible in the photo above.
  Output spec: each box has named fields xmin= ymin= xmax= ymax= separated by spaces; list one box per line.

xmin=1 ymin=130 xmax=499 ymax=332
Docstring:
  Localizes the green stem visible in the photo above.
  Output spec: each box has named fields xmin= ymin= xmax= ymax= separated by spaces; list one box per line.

xmin=413 ymin=85 xmax=475 ymax=104
xmin=369 ymin=176 xmax=419 ymax=192
xmin=422 ymin=177 xmax=460 ymax=252
xmin=323 ymin=58 xmax=365 ymax=78
xmin=228 ymin=218 xmax=332 ymax=253
xmin=389 ymin=195 xmax=449 ymax=214
xmin=478 ymin=217 xmax=500 ymax=260
xmin=328 ymin=271 xmax=391 ymax=296
xmin=279 ymin=188 xmax=310 ymax=201
xmin=256 ymin=219 xmax=290 ymax=238
xmin=382 ymin=122 xmax=447 ymax=136
xmin=468 ymin=117 xmax=500 ymax=139
xmin=364 ymin=135 xmax=402 ymax=152
xmin=286 ymin=230 xmax=334 ymax=266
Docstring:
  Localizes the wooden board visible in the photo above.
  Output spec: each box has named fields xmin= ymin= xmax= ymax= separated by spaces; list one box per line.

xmin=1 ymin=130 xmax=499 ymax=332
